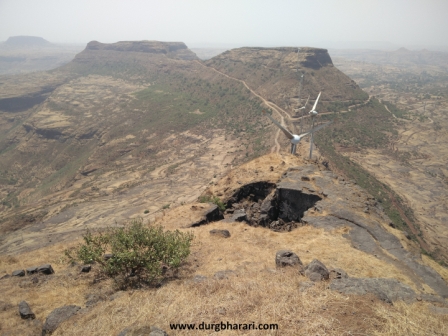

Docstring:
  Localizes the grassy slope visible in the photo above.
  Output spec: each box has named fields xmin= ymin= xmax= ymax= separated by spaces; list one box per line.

xmin=315 ymin=98 xmax=422 ymax=245
xmin=0 ymin=50 xmax=272 ymax=212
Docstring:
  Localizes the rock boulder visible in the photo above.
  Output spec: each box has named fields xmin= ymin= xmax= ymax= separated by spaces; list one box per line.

xmin=42 ymin=305 xmax=81 ymax=335
xmin=275 ymin=250 xmax=303 ymax=270
xmin=305 ymin=259 xmax=329 ymax=282
xmin=18 ymin=301 xmax=35 ymax=319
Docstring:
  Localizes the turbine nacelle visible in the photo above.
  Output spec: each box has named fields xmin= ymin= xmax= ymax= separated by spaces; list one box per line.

xmin=291 ymin=134 xmax=303 ymax=144
xmin=309 ymin=110 xmax=318 ymax=116
xmin=263 ymin=109 xmax=331 ymax=155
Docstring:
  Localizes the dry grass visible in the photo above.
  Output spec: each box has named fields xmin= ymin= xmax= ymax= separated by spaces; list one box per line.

xmin=422 ymin=255 xmax=448 ymax=283
xmin=374 ymin=301 xmax=448 ymax=336
xmin=0 ymin=240 xmax=93 ymax=335
xmin=53 ymin=270 xmax=388 ymax=336
xmin=187 ymin=222 xmax=417 ymax=288
xmin=2 ymin=221 xmax=446 ymax=335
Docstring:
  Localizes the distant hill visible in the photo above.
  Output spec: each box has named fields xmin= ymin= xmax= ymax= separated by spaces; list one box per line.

xmin=4 ymin=36 xmax=52 ymax=48
xmin=0 ymin=37 xmax=82 ymax=74
xmin=330 ymin=47 xmax=448 ymax=67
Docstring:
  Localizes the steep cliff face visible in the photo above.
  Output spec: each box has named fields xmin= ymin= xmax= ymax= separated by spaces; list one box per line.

xmin=299 ymin=47 xmax=334 ymax=69
xmin=81 ymin=40 xmax=198 ymax=60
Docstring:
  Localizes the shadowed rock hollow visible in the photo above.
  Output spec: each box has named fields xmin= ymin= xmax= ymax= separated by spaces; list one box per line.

xmin=224 ymin=180 xmax=322 ymax=231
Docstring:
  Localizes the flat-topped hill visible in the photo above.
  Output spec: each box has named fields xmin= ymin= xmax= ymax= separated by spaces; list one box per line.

xmin=4 ymin=36 xmax=52 ymax=48
xmin=206 ymin=46 xmax=367 ymax=111
xmin=82 ymin=40 xmax=198 ymax=60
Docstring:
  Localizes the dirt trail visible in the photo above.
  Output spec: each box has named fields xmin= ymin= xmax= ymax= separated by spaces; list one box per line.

xmin=384 ymin=103 xmax=398 ymax=119
xmin=196 ymin=61 xmax=292 ymax=153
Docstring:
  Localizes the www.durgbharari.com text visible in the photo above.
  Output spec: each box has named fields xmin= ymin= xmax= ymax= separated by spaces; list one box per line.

xmin=170 ymin=321 xmax=279 ymax=332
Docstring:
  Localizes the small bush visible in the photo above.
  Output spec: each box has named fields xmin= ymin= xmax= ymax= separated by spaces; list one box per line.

xmin=198 ymin=195 xmax=226 ymax=211
xmin=65 ymin=220 xmax=193 ymax=288
xmin=143 ymin=209 xmax=149 ymax=214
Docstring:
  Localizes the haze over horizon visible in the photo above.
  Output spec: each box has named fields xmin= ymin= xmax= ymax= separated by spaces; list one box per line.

xmin=1 ymin=0 xmax=448 ymax=50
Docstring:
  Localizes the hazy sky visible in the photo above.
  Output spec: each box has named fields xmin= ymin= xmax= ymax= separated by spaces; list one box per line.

xmin=1 ymin=0 xmax=447 ymax=49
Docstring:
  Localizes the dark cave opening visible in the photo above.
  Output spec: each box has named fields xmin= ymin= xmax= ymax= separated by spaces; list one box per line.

xmin=225 ymin=181 xmax=322 ymax=231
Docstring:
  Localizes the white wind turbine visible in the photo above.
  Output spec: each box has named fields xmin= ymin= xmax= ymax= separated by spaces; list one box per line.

xmin=308 ymin=92 xmax=322 ymax=159
xmin=263 ymin=110 xmax=331 ymax=155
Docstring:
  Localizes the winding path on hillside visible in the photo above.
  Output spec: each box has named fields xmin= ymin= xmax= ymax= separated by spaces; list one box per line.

xmin=196 ymin=61 xmax=292 ymax=153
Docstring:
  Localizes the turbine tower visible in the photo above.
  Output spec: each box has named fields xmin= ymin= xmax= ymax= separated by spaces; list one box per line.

xmin=263 ymin=110 xmax=331 ymax=155
xmin=308 ymin=92 xmax=322 ymax=159
xmin=298 ymin=94 xmax=310 ymax=134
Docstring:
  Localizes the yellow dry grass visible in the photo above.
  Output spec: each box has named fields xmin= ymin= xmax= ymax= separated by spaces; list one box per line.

xmin=0 ymin=240 xmax=92 ymax=335
xmin=374 ymin=301 xmax=448 ymax=336
xmin=2 ymin=220 xmax=446 ymax=335
xmin=187 ymin=222 xmax=417 ymax=289
xmin=422 ymin=255 xmax=448 ymax=283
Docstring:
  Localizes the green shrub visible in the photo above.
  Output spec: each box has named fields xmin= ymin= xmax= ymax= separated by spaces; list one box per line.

xmin=198 ymin=195 xmax=226 ymax=211
xmin=65 ymin=220 xmax=194 ymax=288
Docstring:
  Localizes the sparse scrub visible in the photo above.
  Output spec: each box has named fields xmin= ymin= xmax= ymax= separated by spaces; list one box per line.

xmin=65 ymin=219 xmax=194 ymax=288
xmin=315 ymin=100 xmax=419 ymax=235
xmin=198 ymin=195 xmax=226 ymax=211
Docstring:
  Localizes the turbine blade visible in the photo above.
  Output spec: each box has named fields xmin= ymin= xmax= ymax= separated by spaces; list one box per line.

xmin=298 ymin=121 xmax=332 ymax=138
xmin=309 ymin=121 xmax=332 ymax=134
xmin=303 ymin=95 xmax=310 ymax=109
xmin=311 ymin=92 xmax=321 ymax=112
xmin=263 ymin=110 xmax=294 ymax=139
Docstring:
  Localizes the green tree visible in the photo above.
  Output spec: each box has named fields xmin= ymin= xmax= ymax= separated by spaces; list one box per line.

xmin=65 ymin=219 xmax=193 ymax=288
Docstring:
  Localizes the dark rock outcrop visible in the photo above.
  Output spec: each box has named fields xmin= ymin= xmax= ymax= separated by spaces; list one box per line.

xmin=26 ymin=266 xmax=38 ymax=275
xmin=18 ymin=301 xmax=35 ymax=319
xmin=299 ymin=47 xmax=333 ymax=70
xmin=226 ymin=181 xmax=276 ymax=206
xmin=38 ymin=264 xmax=54 ymax=275
xmin=223 ymin=209 xmax=247 ymax=222
xmin=12 ymin=269 xmax=25 ymax=277
xmin=305 ymin=259 xmax=330 ymax=282
xmin=209 ymin=229 xmax=231 ymax=238
xmin=42 ymin=305 xmax=81 ymax=335
xmin=190 ymin=204 xmax=224 ymax=227
xmin=276 ymin=186 xmax=322 ymax=222
xmin=224 ymin=180 xmax=319 ymax=231
xmin=0 ymin=274 xmax=10 ymax=280
xmin=275 ymin=250 xmax=303 ymax=270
